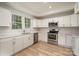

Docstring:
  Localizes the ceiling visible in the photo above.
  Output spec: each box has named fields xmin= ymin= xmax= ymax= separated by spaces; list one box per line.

xmin=3 ymin=2 xmax=75 ymax=17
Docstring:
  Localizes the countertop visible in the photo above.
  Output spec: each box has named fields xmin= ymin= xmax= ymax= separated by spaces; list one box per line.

xmin=0 ymin=32 xmax=37 ymax=39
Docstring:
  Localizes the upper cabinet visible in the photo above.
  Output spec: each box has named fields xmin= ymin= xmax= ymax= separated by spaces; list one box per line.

xmin=58 ymin=16 xmax=64 ymax=27
xmin=58 ymin=15 xmax=79 ymax=27
xmin=32 ymin=19 xmax=37 ymax=27
xmin=53 ymin=17 xmax=58 ymax=22
xmin=74 ymin=3 xmax=79 ymax=14
xmin=37 ymin=20 xmax=48 ymax=27
xmin=64 ymin=15 xmax=71 ymax=27
xmin=70 ymin=14 xmax=78 ymax=27
xmin=0 ymin=7 xmax=11 ymax=26
xmin=32 ymin=14 xmax=79 ymax=28
xmin=33 ymin=19 xmax=49 ymax=28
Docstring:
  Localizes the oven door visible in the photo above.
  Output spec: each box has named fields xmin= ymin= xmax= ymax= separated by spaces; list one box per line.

xmin=48 ymin=33 xmax=57 ymax=41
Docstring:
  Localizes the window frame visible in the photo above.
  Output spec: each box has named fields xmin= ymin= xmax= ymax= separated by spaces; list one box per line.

xmin=12 ymin=14 xmax=22 ymax=29
xmin=25 ymin=17 xmax=31 ymax=28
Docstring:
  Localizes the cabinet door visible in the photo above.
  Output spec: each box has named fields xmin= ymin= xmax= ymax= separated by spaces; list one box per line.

xmin=53 ymin=17 xmax=58 ymax=22
xmin=48 ymin=18 xmax=53 ymax=22
xmin=32 ymin=19 xmax=37 ymax=27
xmin=64 ymin=15 xmax=71 ymax=27
xmin=41 ymin=20 xmax=48 ymax=27
xmin=23 ymin=35 xmax=29 ymax=48
xmin=27 ymin=34 xmax=33 ymax=46
xmin=14 ymin=36 xmax=24 ymax=53
xmin=65 ymin=35 xmax=72 ymax=48
xmin=72 ymin=37 xmax=79 ymax=56
xmin=71 ymin=15 xmax=78 ymax=27
xmin=0 ymin=7 xmax=11 ymax=26
xmin=58 ymin=34 xmax=66 ymax=46
xmin=77 ymin=15 xmax=79 ymax=26
xmin=36 ymin=20 xmax=40 ymax=27
xmin=0 ymin=38 xmax=14 ymax=56
xmin=58 ymin=17 xmax=64 ymax=27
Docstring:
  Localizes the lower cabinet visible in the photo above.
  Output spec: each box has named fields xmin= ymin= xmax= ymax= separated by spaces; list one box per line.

xmin=14 ymin=36 xmax=24 ymax=53
xmin=0 ymin=38 xmax=14 ymax=56
xmin=65 ymin=35 xmax=72 ymax=48
xmin=58 ymin=33 xmax=72 ymax=48
xmin=0 ymin=34 xmax=33 ymax=56
xmin=23 ymin=34 xmax=33 ymax=48
xmin=58 ymin=34 xmax=66 ymax=46
xmin=23 ymin=35 xmax=29 ymax=48
xmin=72 ymin=36 xmax=79 ymax=56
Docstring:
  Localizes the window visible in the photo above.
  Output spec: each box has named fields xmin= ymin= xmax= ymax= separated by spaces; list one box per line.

xmin=25 ymin=17 xmax=30 ymax=28
xmin=12 ymin=14 xmax=22 ymax=29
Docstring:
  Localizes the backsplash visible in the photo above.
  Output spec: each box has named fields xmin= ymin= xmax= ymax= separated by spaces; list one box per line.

xmin=58 ymin=27 xmax=79 ymax=35
xmin=0 ymin=27 xmax=23 ymax=38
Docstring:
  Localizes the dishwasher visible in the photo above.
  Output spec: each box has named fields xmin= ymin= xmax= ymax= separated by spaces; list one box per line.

xmin=34 ymin=33 xmax=38 ymax=44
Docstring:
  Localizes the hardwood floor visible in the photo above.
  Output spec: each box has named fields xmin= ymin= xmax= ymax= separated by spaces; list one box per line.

xmin=15 ymin=41 xmax=73 ymax=56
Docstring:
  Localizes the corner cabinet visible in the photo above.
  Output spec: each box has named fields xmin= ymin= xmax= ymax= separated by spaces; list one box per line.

xmin=0 ymin=7 xmax=11 ymax=26
xmin=70 ymin=15 xmax=78 ymax=27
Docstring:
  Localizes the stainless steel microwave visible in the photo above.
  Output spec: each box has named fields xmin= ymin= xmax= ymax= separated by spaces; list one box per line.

xmin=49 ymin=22 xmax=58 ymax=27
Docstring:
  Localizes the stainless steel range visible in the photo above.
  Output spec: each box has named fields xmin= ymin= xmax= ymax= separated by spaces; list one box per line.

xmin=48 ymin=22 xmax=58 ymax=45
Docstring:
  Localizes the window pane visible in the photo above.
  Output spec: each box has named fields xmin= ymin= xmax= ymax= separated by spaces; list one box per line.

xmin=25 ymin=17 xmax=30 ymax=28
xmin=12 ymin=14 xmax=22 ymax=29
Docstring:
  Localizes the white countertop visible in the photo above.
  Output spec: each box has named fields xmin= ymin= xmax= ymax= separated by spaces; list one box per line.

xmin=0 ymin=32 xmax=37 ymax=39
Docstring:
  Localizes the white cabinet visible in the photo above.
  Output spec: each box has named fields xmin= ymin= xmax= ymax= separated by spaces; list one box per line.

xmin=58 ymin=33 xmax=66 ymax=46
xmin=48 ymin=18 xmax=53 ymax=22
xmin=58 ymin=15 xmax=71 ymax=27
xmin=58 ymin=33 xmax=72 ymax=48
xmin=34 ymin=19 xmax=48 ymax=28
xmin=41 ymin=20 xmax=48 ymax=27
xmin=72 ymin=36 xmax=79 ymax=56
xmin=0 ymin=7 xmax=11 ymax=26
xmin=14 ymin=34 xmax=33 ymax=53
xmin=0 ymin=38 xmax=14 ymax=56
xmin=32 ymin=19 xmax=38 ymax=27
xmin=64 ymin=16 xmax=71 ymax=27
xmin=70 ymin=15 xmax=78 ymax=27
xmin=57 ymin=15 xmax=79 ymax=27
xmin=53 ymin=17 xmax=58 ymax=22
xmin=65 ymin=34 xmax=72 ymax=48
xmin=26 ymin=34 xmax=33 ymax=47
xmin=14 ymin=36 xmax=24 ymax=53
xmin=77 ymin=15 xmax=79 ymax=26
xmin=74 ymin=3 xmax=79 ymax=14
xmin=58 ymin=16 xmax=64 ymax=27
xmin=37 ymin=20 xmax=41 ymax=27
xmin=23 ymin=35 xmax=29 ymax=48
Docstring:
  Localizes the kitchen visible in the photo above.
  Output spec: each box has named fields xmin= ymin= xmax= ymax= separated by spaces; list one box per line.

xmin=0 ymin=2 xmax=79 ymax=56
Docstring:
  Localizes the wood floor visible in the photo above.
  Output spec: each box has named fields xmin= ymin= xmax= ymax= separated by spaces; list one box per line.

xmin=15 ymin=41 xmax=73 ymax=56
